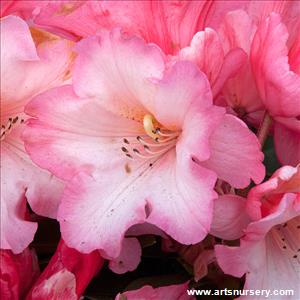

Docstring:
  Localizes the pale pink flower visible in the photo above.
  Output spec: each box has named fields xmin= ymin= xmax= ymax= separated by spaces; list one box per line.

xmin=215 ymin=166 xmax=300 ymax=299
xmin=116 ymin=282 xmax=194 ymax=300
xmin=23 ymin=29 xmax=264 ymax=258
xmin=0 ymin=248 xmax=39 ymax=300
xmin=0 ymin=15 xmax=72 ymax=253
xmin=26 ymin=239 xmax=104 ymax=300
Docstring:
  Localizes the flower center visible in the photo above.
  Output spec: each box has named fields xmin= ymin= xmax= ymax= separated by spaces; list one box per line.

xmin=272 ymin=217 xmax=300 ymax=262
xmin=1 ymin=115 xmax=24 ymax=141
xmin=121 ymin=114 xmax=179 ymax=160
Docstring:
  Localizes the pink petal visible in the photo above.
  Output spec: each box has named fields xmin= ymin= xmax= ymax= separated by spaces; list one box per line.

xmin=274 ymin=117 xmax=300 ymax=167
xmin=1 ymin=16 xmax=73 ymax=112
xmin=179 ymin=29 xmax=224 ymax=87
xmin=0 ymin=1 xmax=49 ymax=19
xmin=24 ymin=85 xmax=144 ymax=181
xmin=201 ymin=114 xmax=265 ymax=188
xmin=109 ymin=238 xmax=141 ymax=274
xmin=116 ymin=282 xmax=194 ymax=300
xmin=179 ymin=28 xmax=247 ymax=98
xmin=73 ymin=28 xmax=165 ymax=120
xmin=0 ymin=248 xmax=39 ymax=300
xmin=219 ymin=9 xmax=263 ymax=113
xmin=32 ymin=1 xmax=212 ymax=54
xmin=250 ymin=13 xmax=300 ymax=117
xmin=149 ymin=61 xmax=222 ymax=130
xmin=247 ymin=165 xmax=300 ymax=220
xmin=210 ymin=194 xmax=251 ymax=240
xmin=58 ymin=150 xmax=217 ymax=257
xmin=1 ymin=139 xmax=64 ymax=252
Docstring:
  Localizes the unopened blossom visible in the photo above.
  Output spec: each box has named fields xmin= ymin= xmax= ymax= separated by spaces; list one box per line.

xmin=216 ymin=165 xmax=300 ymax=299
xmin=0 ymin=15 xmax=72 ymax=253
xmin=116 ymin=282 xmax=194 ymax=300
xmin=26 ymin=239 xmax=104 ymax=300
xmin=23 ymin=29 xmax=264 ymax=258
xmin=0 ymin=248 xmax=39 ymax=300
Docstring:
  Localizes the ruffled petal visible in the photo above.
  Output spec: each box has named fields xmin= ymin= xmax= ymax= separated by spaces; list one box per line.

xmin=73 ymin=28 xmax=165 ymax=120
xmin=149 ymin=61 xmax=221 ymax=130
xmin=201 ymin=114 xmax=265 ymax=188
xmin=58 ymin=149 xmax=217 ymax=257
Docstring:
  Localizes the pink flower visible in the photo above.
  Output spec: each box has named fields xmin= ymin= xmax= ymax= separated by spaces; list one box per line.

xmin=23 ymin=29 xmax=264 ymax=258
xmin=0 ymin=248 xmax=39 ymax=300
xmin=179 ymin=27 xmax=247 ymax=98
xmin=29 ymin=0 xmax=247 ymax=53
xmin=26 ymin=239 xmax=104 ymax=300
xmin=215 ymin=166 xmax=300 ymax=298
xmin=0 ymin=1 xmax=49 ymax=20
xmin=251 ymin=13 xmax=300 ymax=166
xmin=216 ymin=6 xmax=300 ymax=166
xmin=116 ymin=281 xmax=194 ymax=300
xmin=0 ymin=15 xmax=73 ymax=253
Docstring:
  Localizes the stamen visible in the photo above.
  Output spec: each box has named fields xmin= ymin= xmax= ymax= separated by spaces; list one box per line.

xmin=1 ymin=115 xmax=24 ymax=141
xmin=156 ymin=128 xmax=179 ymax=138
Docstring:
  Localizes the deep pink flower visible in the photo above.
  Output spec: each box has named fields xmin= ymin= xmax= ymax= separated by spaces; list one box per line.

xmin=26 ymin=239 xmax=104 ymax=300
xmin=0 ymin=248 xmax=39 ymax=300
xmin=0 ymin=15 xmax=72 ymax=253
xmin=0 ymin=0 xmax=49 ymax=19
xmin=251 ymin=13 xmax=300 ymax=166
xmin=217 ymin=6 xmax=300 ymax=166
xmin=30 ymin=0 xmax=248 ymax=54
xmin=116 ymin=281 xmax=194 ymax=300
xmin=23 ymin=29 xmax=264 ymax=258
xmin=215 ymin=166 xmax=300 ymax=298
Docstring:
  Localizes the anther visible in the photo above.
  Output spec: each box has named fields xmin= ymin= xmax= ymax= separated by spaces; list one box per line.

xmin=123 ymin=138 xmax=130 ymax=144
xmin=121 ymin=147 xmax=128 ymax=153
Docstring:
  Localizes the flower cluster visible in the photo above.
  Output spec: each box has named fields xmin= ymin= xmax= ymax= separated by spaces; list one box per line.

xmin=1 ymin=1 xmax=299 ymax=299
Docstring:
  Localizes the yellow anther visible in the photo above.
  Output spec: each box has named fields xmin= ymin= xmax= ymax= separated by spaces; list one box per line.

xmin=143 ymin=114 xmax=159 ymax=140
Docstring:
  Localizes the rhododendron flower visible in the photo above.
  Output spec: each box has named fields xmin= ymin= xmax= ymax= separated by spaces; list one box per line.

xmin=116 ymin=281 xmax=194 ymax=300
xmin=216 ymin=166 xmax=300 ymax=298
xmin=26 ymin=239 xmax=104 ymax=300
xmin=251 ymin=13 xmax=300 ymax=166
xmin=23 ymin=29 xmax=264 ymax=258
xmin=0 ymin=248 xmax=39 ymax=300
xmin=0 ymin=15 xmax=72 ymax=253
xmin=29 ymin=0 xmax=247 ymax=53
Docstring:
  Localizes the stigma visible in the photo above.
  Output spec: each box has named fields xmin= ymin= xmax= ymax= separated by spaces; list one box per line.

xmin=143 ymin=114 xmax=160 ymax=139
xmin=121 ymin=114 xmax=180 ymax=161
